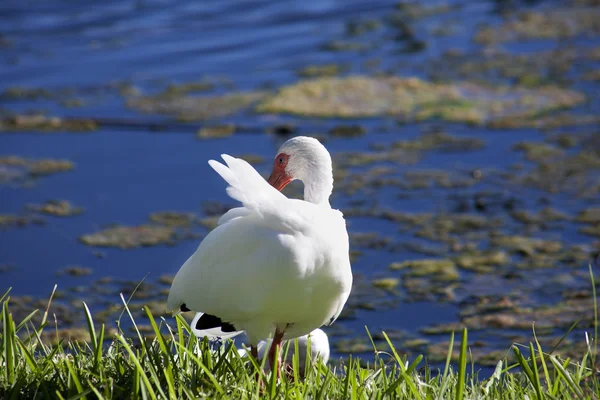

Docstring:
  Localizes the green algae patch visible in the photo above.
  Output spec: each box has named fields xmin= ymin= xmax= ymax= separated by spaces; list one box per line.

xmin=256 ymin=76 xmax=584 ymax=124
xmin=328 ymin=125 xmax=366 ymax=138
xmin=350 ymin=232 xmax=391 ymax=250
xmin=257 ymin=76 xmax=458 ymax=118
xmin=491 ymin=235 xmax=562 ymax=257
xmin=489 ymin=113 xmax=600 ymax=130
xmin=0 ymin=214 xmax=45 ymax=227
xmin=395 ymin=2 xmax=456 ymax=20
xmin=583 ymin=69 xmax=600 ymax=81
xmin=453 ymin=250 xmax=510 ymax=273
xmin=372 ymin=277 xmax=400 ymax=291
xmin=389 ymin=258 xmax=459 ymax=281
xmin=392 ymin=130 xmax=485 ymax=153
xmin=148 ymin=211 xmax=198 ymax=227
xmin=1 ymin=87 xmax=52 ymax=100
xmin=127 ymin=91 xmax=267 ymax=121
xmin=428 ymin=48 xmax=584 ymax=88
xmin=0 ymin=114 xmax=97 ymax=132
xmin=510 ymin=145 xmax=600 ymax=195
xmin=26 ymin=200 xmax=84 ymax=217
xmin=512 ymin=141 xmax=564 ymax=162
xmin=0 ymin=156 xmax=75 ymax=184
xmin=335 ymin=337 xmax=371 ymax=354
xmin=576 ymin=207 xmax=600 ymax=224
xmin=298 ymin=64 xmax=346 ymax=78
xmin=510 ymin=207 xmax=569 ymax=226
xmin=580 ymin=225 xmax=600 ymax=238
xmin=56 ymin=266 xmax=93 ymax=277
xmin=197 ymin=124 xmax=236 ymax=139
xmin=321 ymin=40 xmax=367 ymax=52
xmin=79 ymin=225 xmax=176 ymax=249
xmin=162 ymin=80 xmax=215 ymax=96
xmin=476 ymin=8 xmax=600 ymax=45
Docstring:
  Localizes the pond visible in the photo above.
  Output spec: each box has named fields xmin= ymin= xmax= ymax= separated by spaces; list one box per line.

xmin=1 ymin=0 xmax=599 ymax=371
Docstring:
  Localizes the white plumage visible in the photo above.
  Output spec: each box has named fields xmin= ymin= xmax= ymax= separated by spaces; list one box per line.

xmin=167 ymin=136 xmax=352 ymax=372
xmin=238 ymin=328 xmax=330 ymax=371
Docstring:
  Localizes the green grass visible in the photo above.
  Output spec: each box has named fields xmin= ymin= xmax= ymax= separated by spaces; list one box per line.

xmin=1 ymin=267 xmax=599 ymax=399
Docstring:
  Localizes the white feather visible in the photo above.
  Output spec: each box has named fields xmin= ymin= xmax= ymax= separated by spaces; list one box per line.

xmin=167 ymin=137 xmax=353 ymax=346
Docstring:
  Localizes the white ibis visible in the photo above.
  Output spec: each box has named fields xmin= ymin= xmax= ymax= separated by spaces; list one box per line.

xmin=167 ymin=136 xmax=352 ymax=377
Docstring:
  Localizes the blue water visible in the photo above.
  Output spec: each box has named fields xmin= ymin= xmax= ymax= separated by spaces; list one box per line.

xmin=1 ymin=0 xmax=599 ymax=371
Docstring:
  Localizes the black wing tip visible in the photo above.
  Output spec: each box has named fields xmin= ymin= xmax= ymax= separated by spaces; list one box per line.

xmin=180 ymin=304 xmax=191 ymax=312
xmin=195 ymin=313 xmax=237 ymax=333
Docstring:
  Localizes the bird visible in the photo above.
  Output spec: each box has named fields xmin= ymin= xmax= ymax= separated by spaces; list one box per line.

xmin=188 ymin=313 xmax=329 ymax=376
xmin=238 ymin=328 xmax=330 ymax=376
xmin=166 ymin=136 xmax=352 ymax=376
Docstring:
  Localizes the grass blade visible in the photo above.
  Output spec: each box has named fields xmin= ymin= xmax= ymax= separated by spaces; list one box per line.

xmin=529 ymin=342 xmax=543 ymax=400
xmin=2 ymin=300 xmax=16 ymax=385
xmin=455 ymin=328 xmax=468 ymax=400
xmin=116 ymin=334 xmax=158 ymax=400
xmin=438 ymin=331 xmax=455 ymax=400
xmin=549 ymin=355 xmax=584 ymax=398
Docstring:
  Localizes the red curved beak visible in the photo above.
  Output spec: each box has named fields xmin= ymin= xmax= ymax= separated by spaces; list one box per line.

xmin=268 ymin=170 xmax=292 ymax=191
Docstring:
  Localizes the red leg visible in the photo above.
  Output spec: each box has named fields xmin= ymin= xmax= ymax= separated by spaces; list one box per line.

xmin=267 ymin=328 xmax=285 ymax=379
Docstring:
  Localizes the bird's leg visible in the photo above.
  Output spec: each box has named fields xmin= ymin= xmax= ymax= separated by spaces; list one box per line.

xmin=268 ymin=328 xmax=285 ymax=380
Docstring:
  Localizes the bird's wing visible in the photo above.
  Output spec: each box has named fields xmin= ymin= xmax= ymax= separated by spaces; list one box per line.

xmin=190 ymin=312 xmax=243 ymax=339
xmin=166 ymin=214 xmax=310 ymax=319
xmin=208 ymin=154 xmax=306 ymax=232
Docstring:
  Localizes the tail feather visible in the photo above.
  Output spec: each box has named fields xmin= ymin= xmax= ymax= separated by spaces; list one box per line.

xmin=208 ymin=154 xmax=285 ymax=215
xmin=190 ymin=312 xmax=243 ymax=339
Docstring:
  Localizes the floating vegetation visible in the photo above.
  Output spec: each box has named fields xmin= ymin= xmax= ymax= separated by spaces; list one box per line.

xmin=491 ymin=235 xmax=562 ymax=257
xmin=328 ymin=125 xmax=366 ymax=137
xmin=196 ymin=124 xmax=236 ymax=139
xmin=345 ymin=19 xmax=381 ymax=36
xmin=389 ymin=259 xmax=459 ymax=282
xmin=576 ymin=207 xmax=600 ymax=224
xmin=320 ymin=40 xmax=367 ymax=52
xmin=1 ymin=87 xmax=52 ymax=100
xmin=580 ymin=225 xmax=600 ymax=238
xmin=79 ymin=225 xmax=176 ymax=249
xmin=372 ymin=277 xmax=400 ymax=291
xmin=56 ymin=266 xmax=93 ymax=277
xmin=512 ymin=141 xmax=563 ymax=162
xmin=453 ymin=250 xmax=510 ymax=273
xmin=298 ymin=64 xmax=346 ymax=77
xmin=488 ymin=113 xmax=600 ymax=130
xmin=476 ymin=8 xmax=600 ymax=44
xmin=394 ymin=2 xmax=456 ymax=20
xmin=0 ymin=114 xmax=97 ymax=132
xmin=0 ymin=156 xmax=75 ymax=184
xmin=509 ymin=143 xmax=600 ymax=195
xmin=391 ymin=130 xmax=484 ymax=152
xmin=256 ymin=76 xmax=584 ymax=124
xmin=428 ymin=48 xmax=586 ymax=87
xmin=0 ymin=214 xmax=45 ymax=227
xmin=511 ymin=207 xmax=569 ymax=225
xmin=161 ymin=80 xmax=215 ymax=96
xmin=127 ymin=91 xmax=266 ymax=121
xmin=26 ymin=200 xmax=84 ymax=217
xmin=148 ymin=211 xmax=198 ymax=227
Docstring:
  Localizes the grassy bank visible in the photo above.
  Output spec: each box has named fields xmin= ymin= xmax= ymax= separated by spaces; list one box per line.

xmin=1 ymin=274 xmax=599 ymax=400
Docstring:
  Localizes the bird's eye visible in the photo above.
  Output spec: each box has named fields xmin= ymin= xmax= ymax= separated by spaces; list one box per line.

xmin=279 ymin=157 xmax=285 ymax=165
